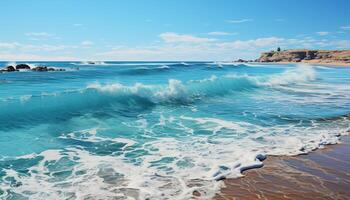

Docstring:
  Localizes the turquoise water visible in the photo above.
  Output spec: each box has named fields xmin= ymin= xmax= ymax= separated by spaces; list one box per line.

xmin=0 ymin=61 xmax=349 ymax=199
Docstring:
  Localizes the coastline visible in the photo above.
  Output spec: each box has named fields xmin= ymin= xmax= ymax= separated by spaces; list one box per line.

xmin=250 ymin=61 xmax=350 ymax=67
xmin=214 ymin=136 xmax=350 ymax=200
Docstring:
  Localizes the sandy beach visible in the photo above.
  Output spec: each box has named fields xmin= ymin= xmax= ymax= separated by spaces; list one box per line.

xmin=275 ymin=61 xmax=350 ymax=67
xmin=215 ymin=136 xmax=350 ymax=200
xmin=250 ymin=61 xmax=350 ymax=67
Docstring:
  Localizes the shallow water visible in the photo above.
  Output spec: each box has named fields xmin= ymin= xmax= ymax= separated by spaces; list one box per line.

xmin=0 ymin=61 xmax=349 ymax=199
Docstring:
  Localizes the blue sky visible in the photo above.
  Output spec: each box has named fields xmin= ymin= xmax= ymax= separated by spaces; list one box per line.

xmin=0 ymin=0 xmax=349 ymax=61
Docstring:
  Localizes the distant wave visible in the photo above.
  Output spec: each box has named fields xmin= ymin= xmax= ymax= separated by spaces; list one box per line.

xmin=72 ymin=61 xmax=108 ymax=66
xmin=71 ymin=62 xmax=183 ymax=66
xmin=118 ymin=65 xmax=171 ymax=75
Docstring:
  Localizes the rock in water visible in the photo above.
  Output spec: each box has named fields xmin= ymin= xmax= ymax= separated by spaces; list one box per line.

xmin=32 ymin=66 xmax=65 ymax=72
xmin=15 ymin=64 xmax=31 ymax=70
xmin=1 ymin=66 xmax=17 ymax=72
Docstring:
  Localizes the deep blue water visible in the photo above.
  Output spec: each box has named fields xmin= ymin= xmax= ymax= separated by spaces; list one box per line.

xmin=0 ymin=61 xmax=349 ymax=199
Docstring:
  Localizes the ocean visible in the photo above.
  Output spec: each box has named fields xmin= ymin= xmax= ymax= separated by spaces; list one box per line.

xmin=0 ymin=61 xmax=349 ymax=199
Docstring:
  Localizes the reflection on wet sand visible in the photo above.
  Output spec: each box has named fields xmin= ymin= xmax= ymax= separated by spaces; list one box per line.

xmin=215 ymin=137 xmax=350 ymax=200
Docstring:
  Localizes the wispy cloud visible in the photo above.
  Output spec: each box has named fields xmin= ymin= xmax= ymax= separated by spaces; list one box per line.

xmin=226 ymin=19 xmax=253 ymax=23
xmin=274 ymin=19 xmax=285 ymax=22
xmin=0 ymin=42 xmax=20 ymax=49
xmin=316 ymin=31 xmax=330 ymax=36
xmin=97 ymin=36 xmax=285 ymax=61
xmin=0 ymin=42 xmax=78 ymax=52
xmin=81 ymin=41 xmax=94 ymax=46
xmin=207 ymin=32 xmax=236 ymax=36
xmin=25 ymin=32 xmax=60 ymax=40
xmin=218 ymin=37 xmax=284 ymax=49
xmin=159 ymin=32 xmax=216 ymax=43
xmin=25 ymin=32 xmax=53 ymax=37
xmin=340 ymin=25 xmax=350 ymax=30
xmin=73 ymin=23 xmax=83 ymax=27
xmin=96 ymin=33 xmax=350 ymax=61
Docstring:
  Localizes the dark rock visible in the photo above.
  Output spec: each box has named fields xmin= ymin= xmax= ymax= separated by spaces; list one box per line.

xmin=32 ymin=66 xmax=65 ymax=72
xmin=292 ymin=58 xmax=302 ymax=62
xmin=234 ymin=59 xmax=248 ymax=63
xmin=1 ymin=66 xmax=17 ymax=72
xmin=32 ymin=66 xmax=48 ymax=71
xmin=193 ymin=190 xmax=201 ymax=197
xmin=15 ymin=64 xmax=31 ymax=70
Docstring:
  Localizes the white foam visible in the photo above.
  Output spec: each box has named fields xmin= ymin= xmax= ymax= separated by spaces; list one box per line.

xmin=2 ymin=114 xmax=348 ymax=199
xmin=263 ymin=64 xmax=316 ymax=86
xmin=157 ymin=65 xmax=170 ymax=69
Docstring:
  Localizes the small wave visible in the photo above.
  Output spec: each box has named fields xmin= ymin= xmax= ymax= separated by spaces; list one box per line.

xmin=158 ymin=65 xmax=170 ymax=69
xmin=314 ymin=65 xmax=332 ymax=70
xmin=71 ymin=62 xmax=178 ymax=66
xmin=119 ymin=65 xmax=171 ymax=75
xmin=167 ymin=62 xmax=193 ymax=67
xmin=262 ymin=64 xmax=316 ymax=86
xmin=72 ymin=61 xmax=107 ymax=66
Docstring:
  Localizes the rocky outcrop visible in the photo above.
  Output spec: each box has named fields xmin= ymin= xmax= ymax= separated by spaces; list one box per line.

xmin=256 ymin=50 xmax=350 ymax=64
xmin=233 ymin=59 xmax=254 ymax=63
xmin=31 ymin=66 xmax=62 ymax=72
xmin=0 ymin=64 xmax=65 ymax=73
xmin=15 ymin=64 xmax=31 ymax=70
xmin=1 ymin=66 xmax=17 ymax=72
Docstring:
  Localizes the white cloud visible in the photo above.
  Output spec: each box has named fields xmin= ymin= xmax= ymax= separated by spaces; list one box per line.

xmin=340 ymin=25 xmax=350 ymax=30
xmin=0 ymin=42 xmax=20 ymax=49
xmin=219 ymin=37 xmax=284 ymax=49
xmin=23 ymin=44 xmax=78 ymax=51
xmin=207 ymin=32 xmax=235 ymax=36
xmin=96 ymin=35 xmax=350 ymax=61
xmin=0 ymin=53 xmax=78 ymax=61
xmin=96 ymin=36 xmax=286 ymax=61
xmin=328 ymin=40 xmax=350 ymax=48
xmin=81 ymin=41 xmax=94 ymax=46
xmin=316 ymin=31 xmax=330 ymax=36
xmin=25 ymin=32 xmax=60 ymax=40
xmin=73 ymin=23 xmax=83 ymax=27
xmin=25 ymin=32 xmax=53 ymax=37
xmin=2 ymin=31 xmax=350 ymax=61
xmin=159 ymin=32 xmax=216 ymax=43
xmin=0 ymin=42 xmax=78 ymax=52
xmin=226 ymin=19 xmax=253 ymax=23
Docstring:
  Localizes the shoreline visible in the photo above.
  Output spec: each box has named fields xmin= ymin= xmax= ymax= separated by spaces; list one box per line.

xmin=247 ymin=61 xmax=350 ymax=67
xmin=214 ymin=136 xmax=350 ymax=200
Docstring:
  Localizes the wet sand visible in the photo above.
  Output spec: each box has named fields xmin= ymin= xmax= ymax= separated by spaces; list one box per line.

xmin=214 ymin=136 xmax=350 ymax=200
xmin=253 ymin=61 xmax=350 ymax=67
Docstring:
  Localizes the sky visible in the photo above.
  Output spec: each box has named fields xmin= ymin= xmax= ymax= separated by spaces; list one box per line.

xmin=0 ymin=0 xmax=350 ymax=61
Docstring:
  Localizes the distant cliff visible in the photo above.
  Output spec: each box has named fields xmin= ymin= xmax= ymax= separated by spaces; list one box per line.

xmin=256 ymin=49 xmax=350 ymax=65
